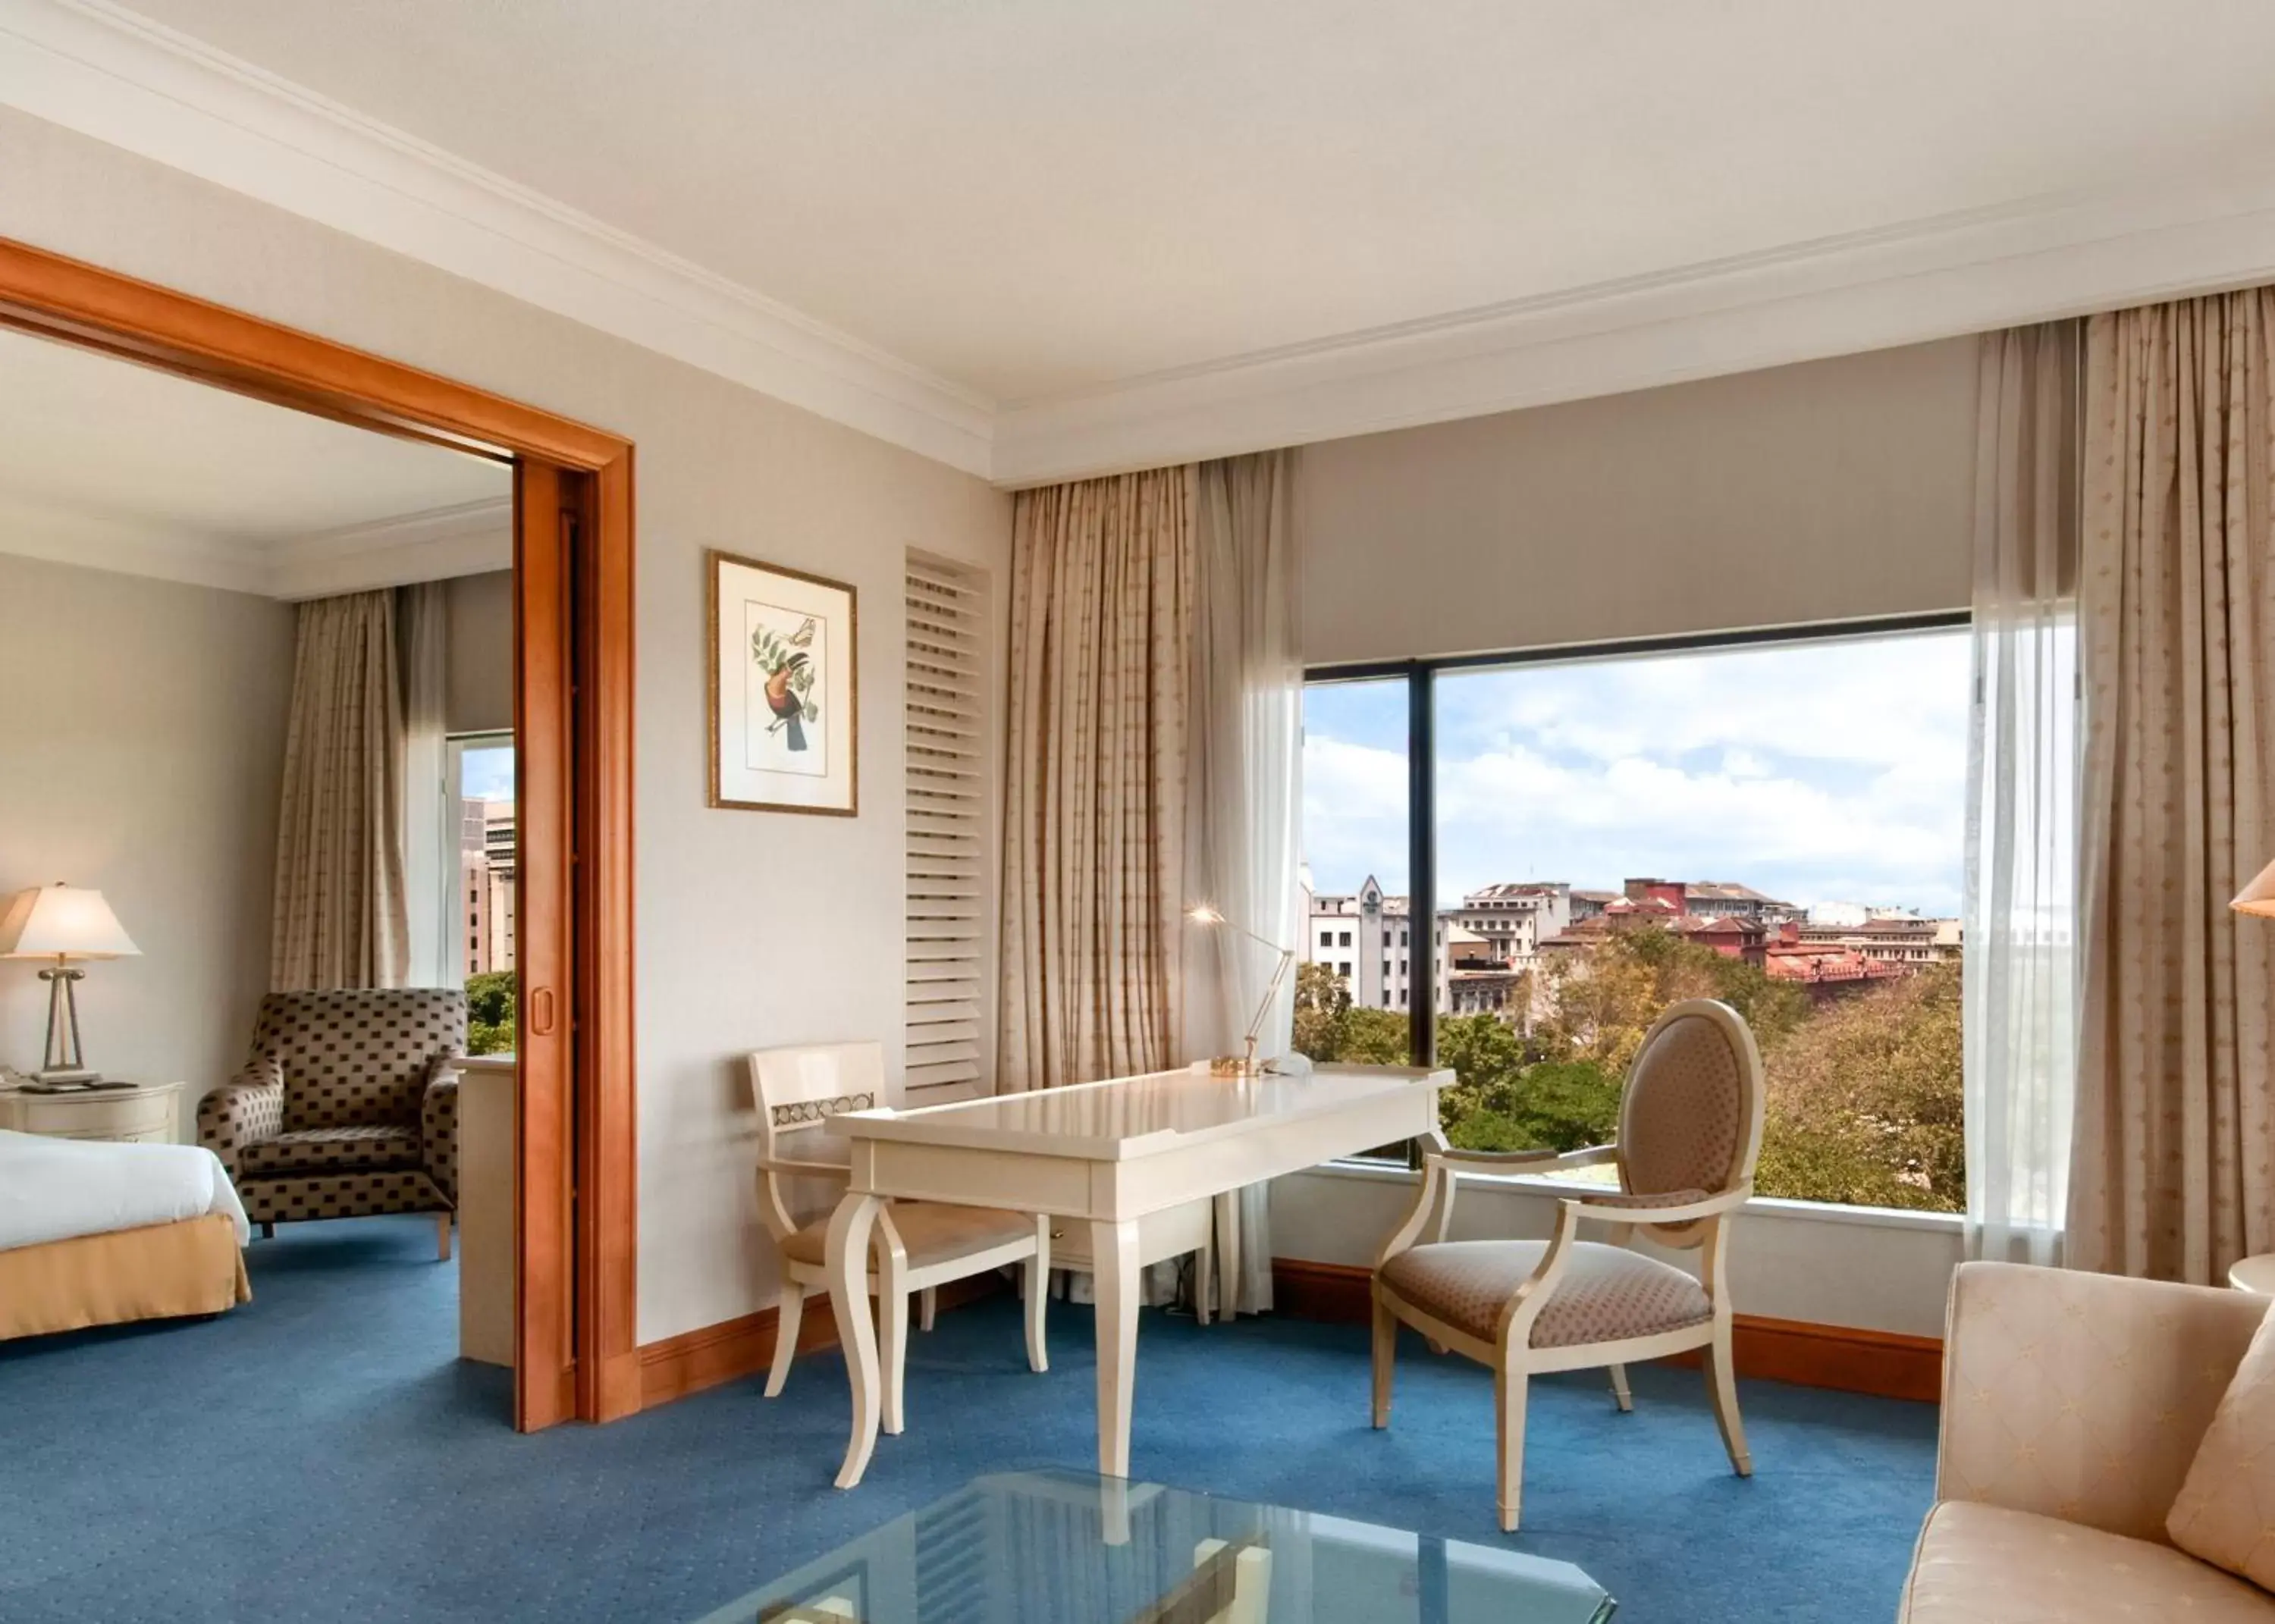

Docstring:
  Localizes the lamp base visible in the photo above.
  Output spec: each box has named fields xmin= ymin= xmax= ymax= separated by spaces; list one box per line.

xmin=33 ymin=1067 xmax=99 ymax=1085
xmin=1208 ymin=1055 xmax=1261 ymax=1077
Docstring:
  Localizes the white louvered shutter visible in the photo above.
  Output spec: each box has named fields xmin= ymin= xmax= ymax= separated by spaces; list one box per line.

xmin=905 ymin=554 xmax=989 ymax=1099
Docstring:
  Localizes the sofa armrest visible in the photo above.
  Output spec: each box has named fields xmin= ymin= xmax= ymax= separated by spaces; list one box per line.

xmin=197 ymin=1061 xmax=284 ymax=1177
xmin=422 ymin=1071 xmax=460 ymax=1207
xmin=1937 ymin=1260 xmax=2268 ymax=1542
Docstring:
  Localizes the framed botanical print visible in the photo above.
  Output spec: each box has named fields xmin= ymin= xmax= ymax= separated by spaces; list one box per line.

xmin=708 ymin=549 xmax=858 ymax=815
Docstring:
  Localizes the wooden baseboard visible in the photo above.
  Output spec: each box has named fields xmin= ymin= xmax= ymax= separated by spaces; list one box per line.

xmin=637 ymin=1274 xmax=1006 ymax=1410
xmin=1271 ymin=1258 xmax=1943 ymax=1403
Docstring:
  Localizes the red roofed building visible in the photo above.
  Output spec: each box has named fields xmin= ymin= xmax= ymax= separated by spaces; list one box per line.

xmin=1764 ymin=920 xmax=1908 ymax=1005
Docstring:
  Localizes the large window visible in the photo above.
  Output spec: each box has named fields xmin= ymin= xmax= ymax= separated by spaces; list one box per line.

xmin=1297 ymin=620 xmax=1969 ymax=1212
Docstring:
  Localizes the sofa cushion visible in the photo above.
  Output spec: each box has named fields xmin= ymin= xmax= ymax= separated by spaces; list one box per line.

xmin=240 ymin=1124 xmax=424 ymax=1177
xmin=1378 ymin=1239 xmax=1712 ymax=1347
xmin=2170 ymin=1299 xmax=2275 ymax=1589
xmin=1902 ymin=1500 xmax=2275 ymax=1622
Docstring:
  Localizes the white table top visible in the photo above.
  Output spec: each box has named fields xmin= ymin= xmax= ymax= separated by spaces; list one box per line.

xmin=840 ymin=1064 xmax=1448 ymax=1161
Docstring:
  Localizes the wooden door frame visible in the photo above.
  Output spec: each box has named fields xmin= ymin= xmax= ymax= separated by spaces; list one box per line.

xmin=0 ymin=236 xmax=639 ymax=1428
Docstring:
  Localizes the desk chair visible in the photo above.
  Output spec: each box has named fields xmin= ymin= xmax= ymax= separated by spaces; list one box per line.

xmin=748 ymin=1042 xmax=1048 ymax=1434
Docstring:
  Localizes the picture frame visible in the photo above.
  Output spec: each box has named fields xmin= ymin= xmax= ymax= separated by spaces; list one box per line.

xmin=708 ymin=549 xmax=858 ymax=815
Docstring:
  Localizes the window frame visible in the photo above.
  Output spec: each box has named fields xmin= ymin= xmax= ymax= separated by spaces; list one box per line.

xmin=1305 ymin=607 xmax=1971 ymax=1073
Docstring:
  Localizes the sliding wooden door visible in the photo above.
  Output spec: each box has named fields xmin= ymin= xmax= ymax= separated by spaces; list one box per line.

xmin=0 ymin=236 xmax=639 ymax=1432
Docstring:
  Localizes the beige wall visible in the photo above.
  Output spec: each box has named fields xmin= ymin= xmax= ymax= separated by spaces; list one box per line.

xmin=0 ymin=553 xmax=294 ymax=1136
xmin=0 ymin=108 xmax=1014 ymax=1344
xmin=1298 ymin=337 xmax=1978 ymax=665
xmin=444 ymin=569 xmax=513 ymax=736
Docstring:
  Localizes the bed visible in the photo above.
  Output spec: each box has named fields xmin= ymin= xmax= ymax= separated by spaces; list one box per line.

xmin=0 ymin=1128 xmax=252 ymax=1341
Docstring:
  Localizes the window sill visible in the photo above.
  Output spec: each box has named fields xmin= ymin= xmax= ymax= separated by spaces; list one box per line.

xmin=1294 ymin=1158 xmax=1966 ymax=1235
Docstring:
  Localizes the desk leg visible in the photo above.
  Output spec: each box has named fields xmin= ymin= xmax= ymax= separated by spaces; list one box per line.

xmin=827 ymin=1191 xmax=885 ymax=1490
xmin=1214 ymin=1190 xmax=1241 ymax=1322
xmin=1090 ymin=1217 xmax=1141 ymax=1481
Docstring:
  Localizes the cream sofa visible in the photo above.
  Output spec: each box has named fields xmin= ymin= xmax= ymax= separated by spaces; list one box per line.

xmin=1902 ymin=1260 xmax=2275 ymax=1621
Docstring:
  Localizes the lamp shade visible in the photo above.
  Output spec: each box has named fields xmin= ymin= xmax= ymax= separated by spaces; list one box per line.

xmin=0 ymin=883 xmax=140 ymax=959
xmin=2233 ymin=858 xmax=2275 ymax=918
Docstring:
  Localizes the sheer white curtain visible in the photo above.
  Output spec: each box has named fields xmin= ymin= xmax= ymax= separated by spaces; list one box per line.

xmin=1963 ymin=323 xmax=2081 ymax=1268
xmin=1183 ymin=450 xmax=1301 ymax=1315
xmin=399 ymin=582 xmax=453 ymax=989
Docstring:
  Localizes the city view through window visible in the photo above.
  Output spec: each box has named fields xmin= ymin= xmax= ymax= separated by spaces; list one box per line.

xmin=1295 ymin=627 xmax=1969 ymax=1211
xmin=455 ymin=738 xmax=516 ymax=1055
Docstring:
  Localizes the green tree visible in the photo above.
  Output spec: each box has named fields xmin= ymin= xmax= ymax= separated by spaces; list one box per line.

xmin=464 ymin=969 xmax=516 ymax=1056
xmin=1336 ymin=1007 xmax=1411 ymax=1064
xmin=1755 ymin=961 xmax=1963 ymax=1211
xmin=1291 ymin=961 xmax=1351 ymax=1061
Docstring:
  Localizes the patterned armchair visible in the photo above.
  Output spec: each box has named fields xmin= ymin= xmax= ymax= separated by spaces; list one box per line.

xmin=199 ymin=989 xmax=466 ymax=1259
xmin=1370 ymin=998 xmax=1765 ymax=1531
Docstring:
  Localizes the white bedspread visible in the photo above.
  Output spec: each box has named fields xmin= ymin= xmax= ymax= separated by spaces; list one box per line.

xmin=0 ymin=1128 xmax=250 ymax=1251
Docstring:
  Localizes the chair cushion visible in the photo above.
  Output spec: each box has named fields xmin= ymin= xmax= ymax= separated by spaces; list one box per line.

xmin=779 ymin=1202 xmax=1033 ymax=1271
xmin=1901 ymin=1500 xmax=2275 ymax=1622
xmin=1379 ymin=1239 xmax=1712 ymax=1347
xmin=239 ymin=1124 xmax=424 ymax=1177
xmin=2170 ymin=1299 xmax=2275 ymax=1589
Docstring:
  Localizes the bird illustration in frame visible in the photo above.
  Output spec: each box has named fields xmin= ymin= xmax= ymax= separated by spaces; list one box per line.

xmin=753 ymin=614 xmax=821 ymax=752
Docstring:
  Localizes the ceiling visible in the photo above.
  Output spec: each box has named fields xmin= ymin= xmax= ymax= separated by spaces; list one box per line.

xmin=14 ymin=1 xmax=2275 ymax=480
xmin=0 ymin=324 xmax=510 ymax=596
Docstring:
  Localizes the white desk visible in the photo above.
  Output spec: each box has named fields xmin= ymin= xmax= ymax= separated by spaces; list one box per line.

xmin=824 ymin=1064 xmax=1447 ymax=1488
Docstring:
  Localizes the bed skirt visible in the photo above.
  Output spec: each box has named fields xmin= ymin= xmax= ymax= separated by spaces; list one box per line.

xmin=0 ymin=1213 xmax=250 ymax=1341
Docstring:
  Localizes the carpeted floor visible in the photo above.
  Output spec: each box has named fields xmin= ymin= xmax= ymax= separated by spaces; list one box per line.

xmin=0 ymin=1215 xmax=1936 ymax=1621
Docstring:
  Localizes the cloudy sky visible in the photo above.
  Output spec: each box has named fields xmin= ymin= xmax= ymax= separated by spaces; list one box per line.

xmin=460 ymin=742 xmax=515 ymax=803
xmin=1303 ymin=627 xmax=1971 ymax=919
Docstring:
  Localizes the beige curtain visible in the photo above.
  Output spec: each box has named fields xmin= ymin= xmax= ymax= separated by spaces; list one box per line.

xmin=271 ymin=590 xmax=410 ymax=991
xmin=999 ymin=468 xmax=1194 ymax=1091
xmin=2069 ymin=288 xmax=2275 ymax=1282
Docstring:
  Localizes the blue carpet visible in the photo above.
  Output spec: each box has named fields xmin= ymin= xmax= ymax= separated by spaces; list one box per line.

xmin=0 ymin=1215 xmax=1935 ymax=1621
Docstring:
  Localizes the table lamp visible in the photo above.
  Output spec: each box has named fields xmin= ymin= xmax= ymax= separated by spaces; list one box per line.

xmin=2233 ymin=857 xmax=2275 ymax=918
xmin=1187 ymin=903 xmax=1294 ymax=1077
xmin=0 ymin=883 xmax=140 ymax=1084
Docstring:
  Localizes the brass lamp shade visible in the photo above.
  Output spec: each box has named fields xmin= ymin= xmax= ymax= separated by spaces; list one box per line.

xmin=2233 ymin=858 xmax=2275 ymax=918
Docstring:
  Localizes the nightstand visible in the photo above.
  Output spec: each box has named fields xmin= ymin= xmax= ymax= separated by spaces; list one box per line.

xmin=0 ymin=1078 xmax=184 ymax=1143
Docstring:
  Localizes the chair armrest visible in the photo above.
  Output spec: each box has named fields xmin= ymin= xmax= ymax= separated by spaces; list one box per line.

xmin=1937 ymin=1260 xmax=2269 ymax=1542
xmin=421 ymin=1071 xmax=460 ymax=1205
xmin=1426 ymin=1143 xmax=1617 ymax=1176
xmin=1561 ymin=1186 xmax=1746 ymax=1226
xmin=754 ymin=1155 xmax=852 ymax=1243
xmin=197 ymin=1061 xmax=284 ymax=1177
xmin=758 ymin=1155 xmax=853 ymax=1180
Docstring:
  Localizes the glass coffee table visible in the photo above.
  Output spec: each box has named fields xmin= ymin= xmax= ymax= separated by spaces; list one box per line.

xmin=692 ymin=1469 xmax=1614 ymax=1622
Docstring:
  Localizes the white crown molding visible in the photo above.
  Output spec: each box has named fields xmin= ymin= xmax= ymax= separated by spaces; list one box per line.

xmin=0 ymin=0 xmax=996 ymax=477
xmin=268 ymin=497 xmax=512 ymax=599
xmin=8 ymin=0 xmax=2275 ymax=493
xmin=0 ymin=488 xmax=267 ymax=593
xmin=0 ymin=491 xmax=513 ymax=597
xmin=991 ymin=168 xmax=2275 ymax=486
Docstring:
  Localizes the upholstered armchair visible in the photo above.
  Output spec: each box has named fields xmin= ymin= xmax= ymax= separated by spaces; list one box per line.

xmin=1901 ymin=1262 xmax=2275 ymax=1621
xmin=1371 ymin=997 xmax=1765 ymax=1531
xmin=199 ymin=989 xmax=466 ymax=1259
